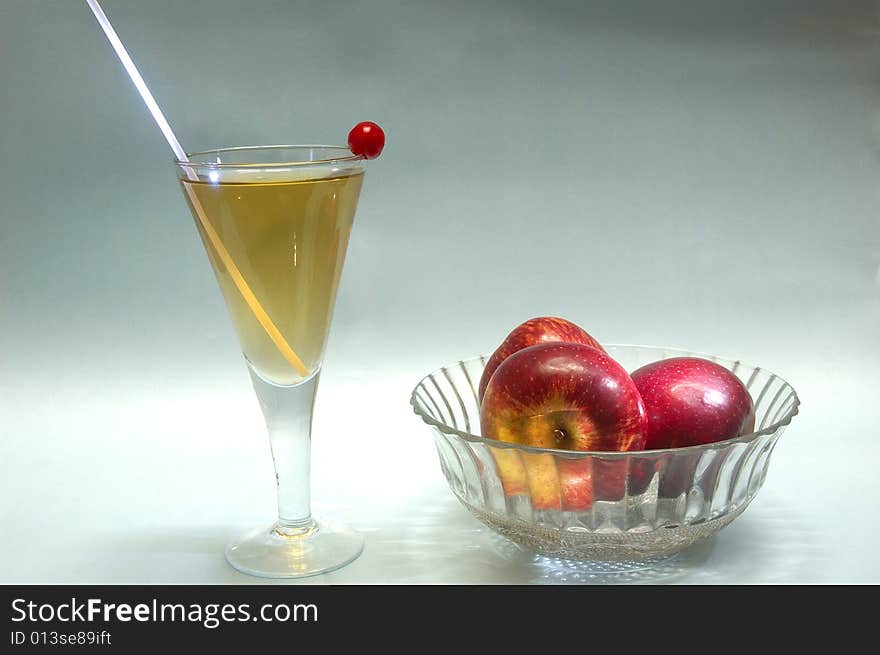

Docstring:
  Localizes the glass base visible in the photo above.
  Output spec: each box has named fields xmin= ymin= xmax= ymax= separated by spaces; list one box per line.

xmin=225 ymin=519 xmax=364 ymax=579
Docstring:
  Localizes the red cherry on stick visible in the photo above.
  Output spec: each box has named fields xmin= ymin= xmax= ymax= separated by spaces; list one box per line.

xmin=348 ymin=121 xmax=385 ymax=159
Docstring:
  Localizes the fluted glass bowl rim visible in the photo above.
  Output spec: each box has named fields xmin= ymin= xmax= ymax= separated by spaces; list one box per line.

xmin=410 ymin=343 xmax=800 ymax=458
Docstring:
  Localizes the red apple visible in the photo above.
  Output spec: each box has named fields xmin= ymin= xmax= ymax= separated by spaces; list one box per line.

xmin=631 ymin=357 xmax=755 ymax=451
xmin=559 ymin=458 xmax=594 ymax=510
xmin=478 ymin=317 xmax=604 ymax=403
xmin=483 ymin=451 xmax=596 ymax=511
xmin=480 ymin=342 xmax=647 ymax=510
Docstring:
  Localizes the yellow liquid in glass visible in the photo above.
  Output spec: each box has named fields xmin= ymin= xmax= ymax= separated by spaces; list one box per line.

xmin=181 ymin=172 xmax=363 ymax=385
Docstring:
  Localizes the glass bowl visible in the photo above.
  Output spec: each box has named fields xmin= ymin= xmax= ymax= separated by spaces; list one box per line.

xmin=410 ymin=345 xmax=799 ymax=562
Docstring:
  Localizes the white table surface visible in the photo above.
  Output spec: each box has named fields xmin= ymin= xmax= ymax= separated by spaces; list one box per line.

xmin=1 ymin=0 xmax=878 ymax=584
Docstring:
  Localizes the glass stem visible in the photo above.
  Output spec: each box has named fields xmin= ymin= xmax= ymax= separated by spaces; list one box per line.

xmin=248 ymin=364 xmax=321 ymax=536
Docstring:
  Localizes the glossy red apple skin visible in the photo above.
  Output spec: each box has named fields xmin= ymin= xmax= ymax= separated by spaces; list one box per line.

xmin=480 ymin=343 xmax=647 ymax=509
xmin=558 ymin=459 xmax=593 ymax=511
xmin=631 ymin=357 xmax=755 ymax=451
xmin=482 ymin=342 xmax=647 ymax=452
xmin=478 ymin=317 xmax=604 ymax=403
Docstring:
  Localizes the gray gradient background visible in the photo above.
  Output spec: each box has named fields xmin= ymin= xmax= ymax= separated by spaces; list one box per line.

xmin=1 ymin=0 xmax=878 ymax=583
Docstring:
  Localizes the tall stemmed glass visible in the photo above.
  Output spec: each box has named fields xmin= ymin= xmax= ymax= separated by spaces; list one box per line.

xmin=175 ymin=147 xmax=366 ymax=577
xmin=84 ymin=0 xmax=371 ymax=577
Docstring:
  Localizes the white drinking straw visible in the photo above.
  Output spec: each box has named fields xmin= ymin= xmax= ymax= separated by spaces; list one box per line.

xmin=85 ymin=0 xmax=310 ymax=377
xmin=85 ymin=0 xmax=189 ymax=166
